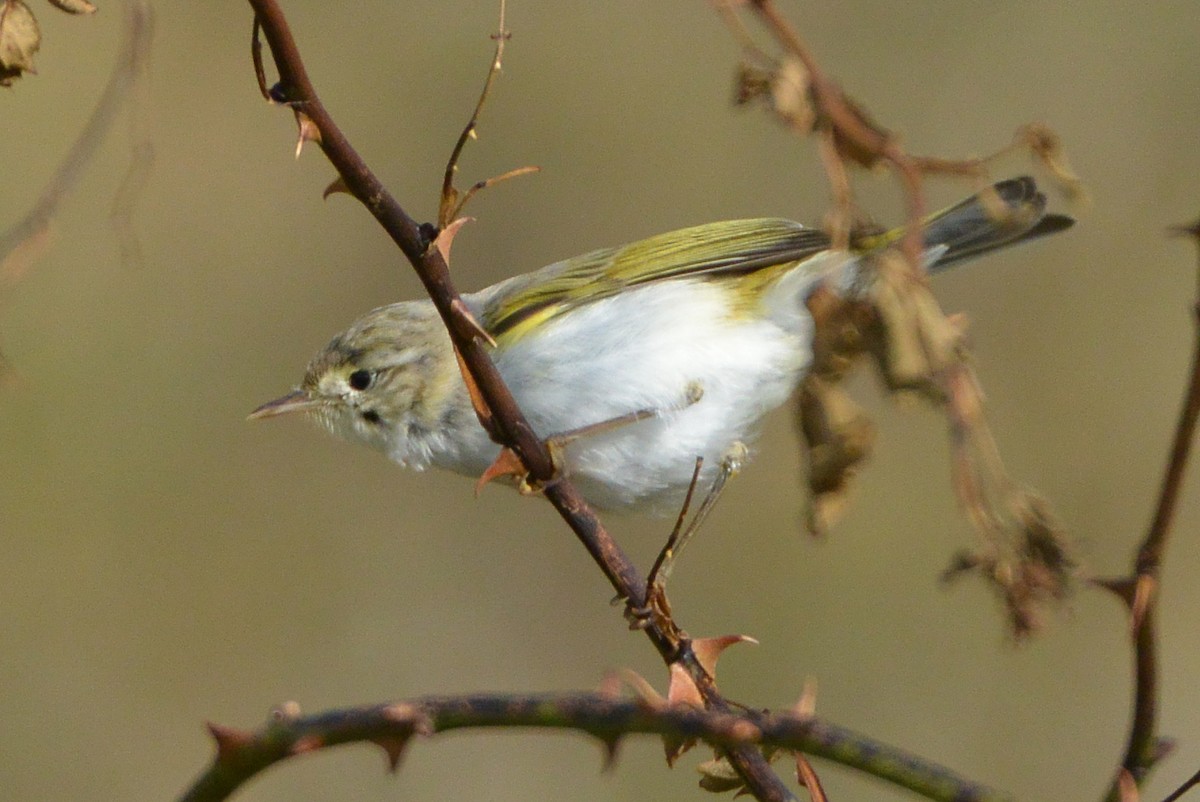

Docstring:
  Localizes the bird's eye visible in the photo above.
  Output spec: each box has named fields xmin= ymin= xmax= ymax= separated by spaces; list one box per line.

xmin=348 ymin=369 xmax=373 ymax=391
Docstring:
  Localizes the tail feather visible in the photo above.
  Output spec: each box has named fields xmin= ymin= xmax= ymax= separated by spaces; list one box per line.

xmin=921 ymin=176 xmax=1074 ymax=271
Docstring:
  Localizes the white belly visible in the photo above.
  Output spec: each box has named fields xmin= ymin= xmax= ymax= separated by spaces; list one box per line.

xmin=471 ymin=279 xmax=813 ymax=511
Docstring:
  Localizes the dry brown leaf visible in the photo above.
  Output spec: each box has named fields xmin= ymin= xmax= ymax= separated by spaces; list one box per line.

xmin=697 ymin=755 xmax=744 ymax=793
xmin=0 ymin=0 xmax=39 ymax=85
xmin=796 ymin=375 xmax=875 ymax=535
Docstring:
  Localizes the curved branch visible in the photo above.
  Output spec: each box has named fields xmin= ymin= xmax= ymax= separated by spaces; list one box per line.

xmin=178 ymin=692 xmax=1013 ymax=802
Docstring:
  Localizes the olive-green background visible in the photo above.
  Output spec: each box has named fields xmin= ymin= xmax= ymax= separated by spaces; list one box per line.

xmin=3 ymin=3 xmax=1199 ymax=801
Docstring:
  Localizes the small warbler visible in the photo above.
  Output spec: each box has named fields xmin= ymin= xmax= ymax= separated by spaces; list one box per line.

xmin=251 ymin=177 xmax=1071 ymax=512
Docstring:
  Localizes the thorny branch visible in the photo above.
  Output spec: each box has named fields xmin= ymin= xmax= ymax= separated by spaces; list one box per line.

xmin=1101 ymin=221 xmax=1200 ymax=801
xmin=245 ymin=2 xmax=792 ymax=799
xmin=179 ymin=691 xmax=1013 ymax=802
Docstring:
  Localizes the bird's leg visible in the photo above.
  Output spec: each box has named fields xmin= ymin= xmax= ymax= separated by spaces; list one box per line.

xmin=481 ymin=382 xmax=704 ymax=496
xmin=545 ymin=380 xmax=704 ymax=467
xmin=627 ymin=442 xmax=748 ymax=633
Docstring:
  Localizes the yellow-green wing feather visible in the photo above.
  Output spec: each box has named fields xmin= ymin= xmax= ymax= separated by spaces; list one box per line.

xmin=483 ymin=218 xmax=830 ymax=342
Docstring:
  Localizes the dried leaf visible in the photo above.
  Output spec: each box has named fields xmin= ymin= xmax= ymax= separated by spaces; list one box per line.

xmin=796 ymin=375 xmax=875 ymax=535
xmin=828 ymin=92 xmax=890 ymax=170
xmin=732 ymin=62 xmax=772 ymax=106
xmin=866 ymin=249 xmax=962 ymax=396
xmin=0 ymin=0 xmax=40 ymax=86
xmin=770 ymin=57 xmax=814 ymax=134
xmin=697 ymin=755 xmax=744 ymax=793
xmin=1018 ymin=123 xmax=1087 ymax=202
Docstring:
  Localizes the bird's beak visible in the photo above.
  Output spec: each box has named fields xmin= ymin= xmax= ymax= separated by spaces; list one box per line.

xmin=247 ymin=389 xmax=319 ymax=421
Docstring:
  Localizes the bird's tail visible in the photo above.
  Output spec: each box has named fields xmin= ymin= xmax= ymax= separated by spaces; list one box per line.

xmin=857 ymin=176 xmax=1074 ymax=271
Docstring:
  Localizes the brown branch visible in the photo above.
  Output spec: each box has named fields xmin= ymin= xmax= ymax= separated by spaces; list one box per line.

xmin=1100 ymin=222 xmax=1200 ymax=798
xmin=1164 ymin=767 xmax=1200 ymax=802
xmin=177 ymin=692 xmax=1014 ymax=802
xmin=244 ymin=3 xmax=792 ymax=799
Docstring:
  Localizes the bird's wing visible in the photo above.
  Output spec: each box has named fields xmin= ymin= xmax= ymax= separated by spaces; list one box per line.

xmin=481 ymin=218 xmax=830 ymax=343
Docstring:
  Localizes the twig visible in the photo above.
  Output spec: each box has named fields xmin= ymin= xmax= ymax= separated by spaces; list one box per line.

xmin=177 ymin=691 xmax=1014 ymax=802
xmin=244 ymin=3 xmax=792 ymax=799
xmin=0 ymin=0 xmax=155 ymax=289
xmin=436 ymin=0 xmax=538 ymax=228
xmin=1100 ymin=222 xmax=1200 ymax=797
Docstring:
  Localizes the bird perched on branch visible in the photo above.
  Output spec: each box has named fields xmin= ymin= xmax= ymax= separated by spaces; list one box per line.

xmin=251 ymin=177 xmax=1071 ymax=512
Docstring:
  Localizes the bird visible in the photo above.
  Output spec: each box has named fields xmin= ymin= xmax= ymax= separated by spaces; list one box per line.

xmin=250 ymin=177 xmax=1072 ymax=513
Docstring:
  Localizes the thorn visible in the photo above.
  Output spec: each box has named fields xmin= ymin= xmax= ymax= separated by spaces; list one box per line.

xmin=795 ymin=754 xmax=828 ymax=802
xmin=598 ymin=735 xmax=622 ymax=772
xmin=431 ymin=217 xmax=473 ymax=265
xmin=206 ymin=722 xmax=254 ymax=763
xmin=294 ymin=111 xmax=321 ymax=159
xmin=371 ymin=735 xmax=413 ymax=773
xmin=290 ymin=735 xmax=323 ymax=756
xmin=691 ymin=635 xmax=758 ymax=680
xmin=1167 ymin=218 xmax=1200 ymax=241
xmin=1090 ymin=576 xmax=1137 ymax=609
xmin=666 ymin=663 xmax=704 ymax=709
xmin=475 ymin=448 xmax=526 ymax=496
xmin=1130 ymin=573 xmax=1157 ymax=635
xmin=450 ymin=296 xmax=498 ymax=348
xmin=596 ymin=671 xmax=624 ymax=700
xmin=1153 ymin=737 xmax=1177 ymax=765
xmin=322 ymin=175 xmax=350 ymax=199
xmin=793 ymin=676 xmax=818 ymax=718
xmin=616 ymin=668 xmax=665 ymax=710
xmin=664 ymin=732 xmax=697 ymax=768
xmin=1116 ymin=767 xmax=1139 ymax=802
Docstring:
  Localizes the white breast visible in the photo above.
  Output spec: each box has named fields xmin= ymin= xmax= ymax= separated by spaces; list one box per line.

xmin=456 ymin=275 xmax=818 ymax=511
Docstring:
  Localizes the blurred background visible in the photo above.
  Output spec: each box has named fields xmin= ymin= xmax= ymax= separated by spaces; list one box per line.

xmin=3 ymin=2 xmax=1199 ymax=800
